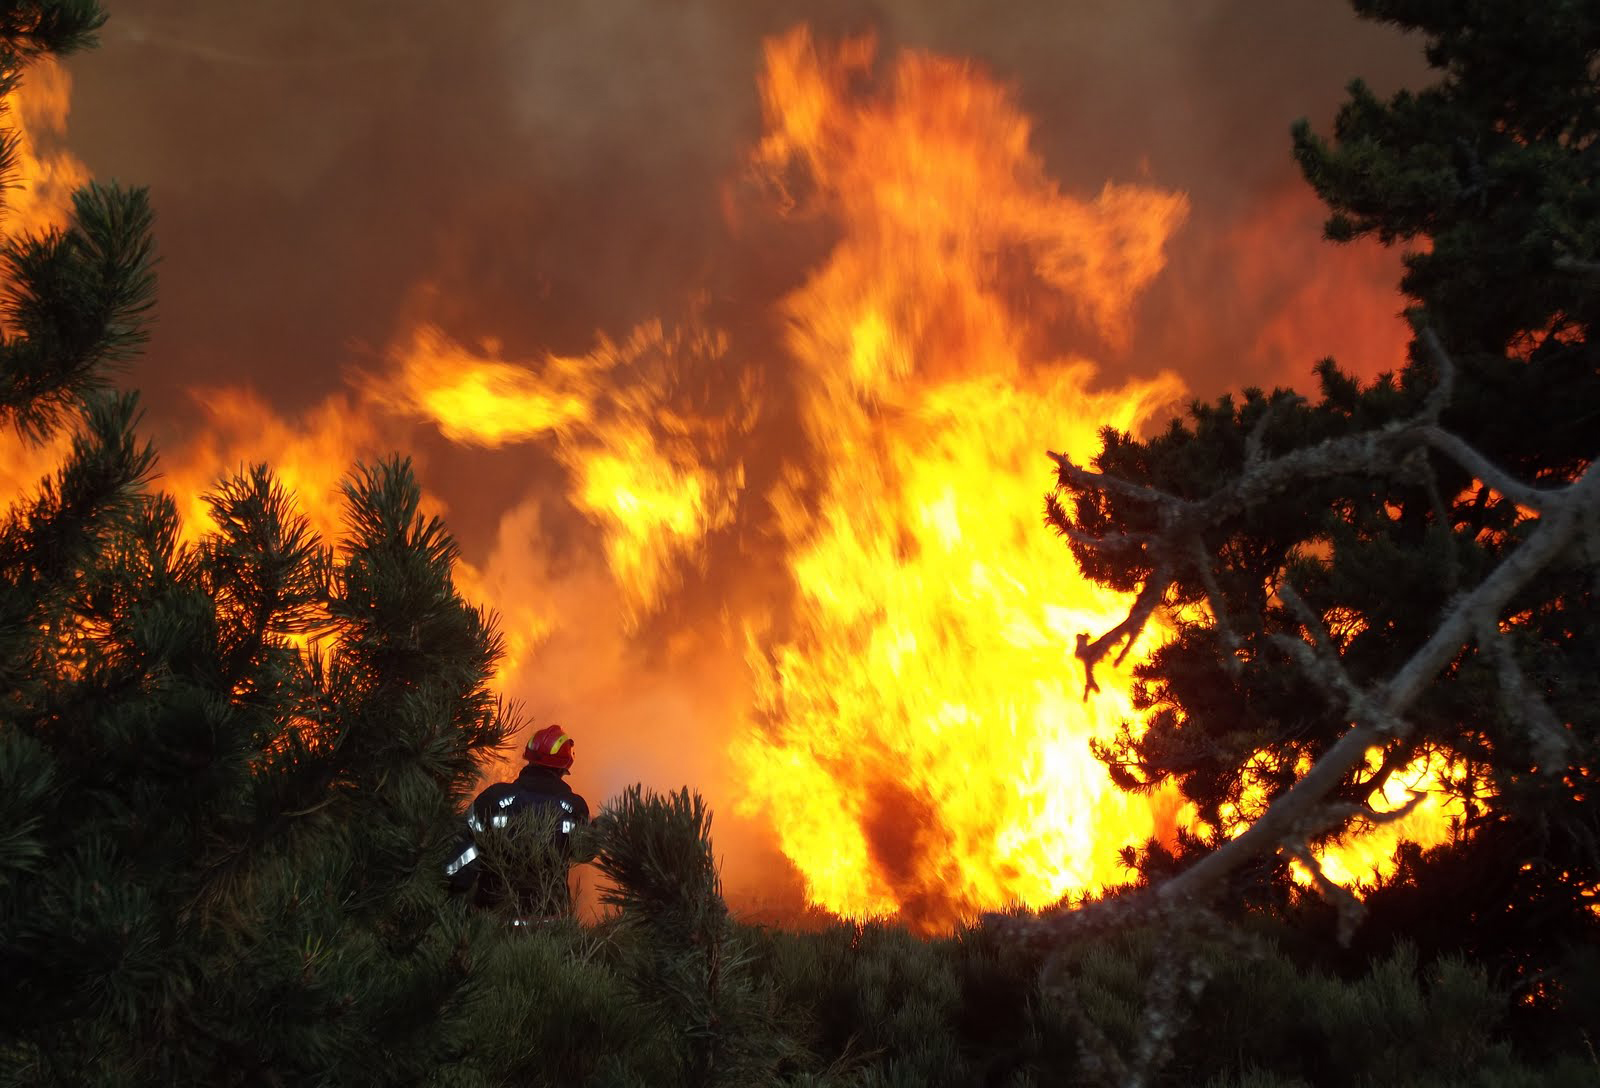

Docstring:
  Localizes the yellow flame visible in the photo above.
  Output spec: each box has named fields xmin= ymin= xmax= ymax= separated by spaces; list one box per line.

xmin=383 ymin=319 xmax=748 ymax=625
xmin=385 ymin=325 xmax=594 ymax=445
xmin=1298 ymin=751 xmax=1465 ymax=887
xmin=733 ymin=29 xmax=1193 ymax=930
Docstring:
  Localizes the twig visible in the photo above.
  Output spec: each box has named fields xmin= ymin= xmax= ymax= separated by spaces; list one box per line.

xmin=1047 ymin=517 xmax=1162 ymax=558
xmin=1075 ymin=564 xmax=1172 ymax=694
xmin=1350 ymin=738 xmax=1422 ymax=810
xmin=1358 ymin=790 xmax=1430 ymax=827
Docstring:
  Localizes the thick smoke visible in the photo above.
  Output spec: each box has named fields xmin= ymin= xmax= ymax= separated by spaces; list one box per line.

xmin=56 ymin=0 xmax=1428 ymax=918
xmin=74 ymin=1 xmax=1422 ymax=405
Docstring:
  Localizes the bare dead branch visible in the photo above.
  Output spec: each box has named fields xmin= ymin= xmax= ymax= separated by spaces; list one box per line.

xmin=1186 ymin=535 xmax=1241 ymax=668
xmin=1075 ymin=565 xmax=1171 ymax=695
xmin=1283 ymin=839 xmax=1366 ymax=944
xmin=1275 ymin=579 xmax=1336 ymax=660
xmin=1064 ymin=418 xmax=1428 ymax=561
xmin=1053 ymin=336 xmax=1461 ymax=589
xmin=1269 ymin=631 xmax=1351 ymax=707
xmin=1153 ymin=458 xmax=1598 ymax=908
xmin=1417 ymin=327 xmax=1458 ymax=422
xmin=1554 ymin=255 xmax=1600 ymax=278
xmin=1269 ymin=582 xmax=1409 ymax=740
xmin=1423 ymin=426 xmax=1554 ymax=511
xmin=1214 ymin=423 xmax=1426 ymax=520
xmin=1475 ymin=618 xmax=1570 ymax=773
xmin=1049 ymin=450 xmax=1186 ymax=511
xmin=1583 ymin=497 xmax=1600 ymax=569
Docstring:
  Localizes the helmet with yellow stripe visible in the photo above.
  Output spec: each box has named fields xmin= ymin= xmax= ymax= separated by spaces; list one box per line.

xmin=524 ymin=724 xmax=575 ymax=772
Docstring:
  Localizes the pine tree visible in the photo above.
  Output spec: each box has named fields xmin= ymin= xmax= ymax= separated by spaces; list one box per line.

xmin=1045 ymin=0 xmax=1600 ymax=1013
xmin=0 ymin=7 xmax=520 ymax=1081
xmin=592 ymin=785 xmax=794 ymax=1087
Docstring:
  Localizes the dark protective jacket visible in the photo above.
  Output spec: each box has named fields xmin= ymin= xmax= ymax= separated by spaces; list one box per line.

xmin=444 ymin=764 xmax=590 ymax=916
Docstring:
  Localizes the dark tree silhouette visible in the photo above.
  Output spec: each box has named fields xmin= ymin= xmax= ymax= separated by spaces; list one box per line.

xmin=1046 ymin=0 xmax=1600 ymax=1013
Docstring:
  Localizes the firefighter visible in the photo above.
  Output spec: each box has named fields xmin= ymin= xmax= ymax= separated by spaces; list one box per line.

xmin=444 ymin=724 xmax=591 ymax=920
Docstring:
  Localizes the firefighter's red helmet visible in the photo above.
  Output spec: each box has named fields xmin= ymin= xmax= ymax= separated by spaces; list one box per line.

xmin=524 ymin=724 xmax=575 ymax=771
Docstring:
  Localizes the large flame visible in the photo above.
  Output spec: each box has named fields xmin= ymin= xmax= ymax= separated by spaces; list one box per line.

xmin=732 ymin=29 xmax=1191 ymax=928
xmin=1 ymin=27 xmax=1459 ymax=930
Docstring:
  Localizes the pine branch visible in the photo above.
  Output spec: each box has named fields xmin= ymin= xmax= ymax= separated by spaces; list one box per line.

xmin=0 ymin=185 xmax=157 ymax=438
xmin=1048 ymin=391 xmax=1457 ymax=696
xmin=0 ymin=1 xmax=106 ymax=58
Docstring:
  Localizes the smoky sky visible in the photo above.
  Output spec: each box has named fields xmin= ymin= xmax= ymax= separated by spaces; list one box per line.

xmin=70 ymin=0 xmax=1424 ymax=415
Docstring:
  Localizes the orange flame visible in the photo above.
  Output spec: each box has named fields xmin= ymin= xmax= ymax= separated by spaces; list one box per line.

xmin=151 ymin=384 xmax=558 ymax=691
xmin=1 ymin=56 xmax=88 ymax=238
xmin=161 ymin=387 xmax=384 ymax=545
xmin=0 ymin=57 xmax=89 ymax=507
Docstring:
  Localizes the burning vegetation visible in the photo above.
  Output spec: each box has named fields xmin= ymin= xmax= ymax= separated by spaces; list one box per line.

xmin=4 ymin=0 xmax=1598 ymax=1082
